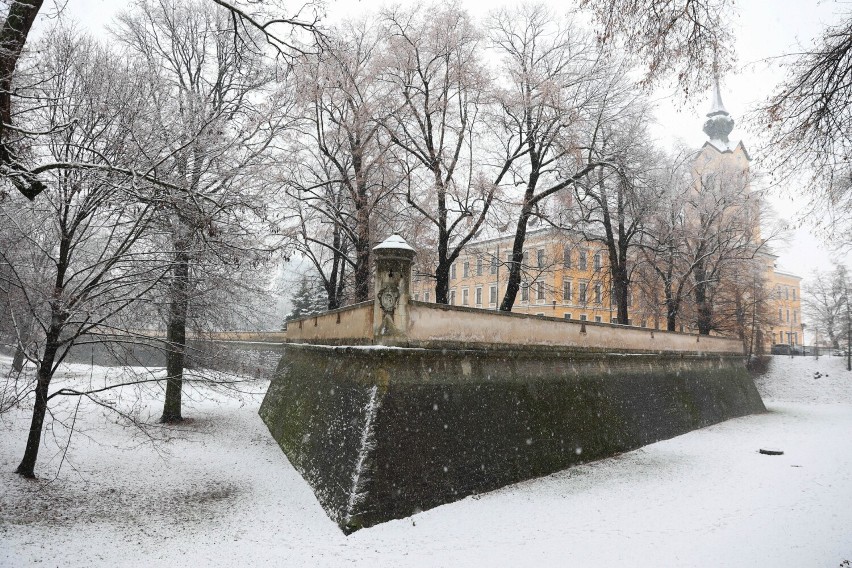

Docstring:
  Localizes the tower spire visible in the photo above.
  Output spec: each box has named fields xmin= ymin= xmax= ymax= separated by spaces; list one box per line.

xmin=702 ymin=76 xmax=734 ymax=144
xmin=707 ymin=79 xmax=727 ymax=117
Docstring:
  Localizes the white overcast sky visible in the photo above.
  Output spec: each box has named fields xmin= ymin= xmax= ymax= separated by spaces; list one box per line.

xmin=48 ymin=0 xmax=851 ymax=278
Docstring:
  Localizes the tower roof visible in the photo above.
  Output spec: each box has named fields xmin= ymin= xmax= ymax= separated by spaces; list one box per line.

xmin=703 ymin=78 xmax=735 ymax=146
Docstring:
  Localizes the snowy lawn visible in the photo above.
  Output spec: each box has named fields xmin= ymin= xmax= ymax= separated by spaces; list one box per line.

xmin=1 ymin=355 xmax=851 ymax=567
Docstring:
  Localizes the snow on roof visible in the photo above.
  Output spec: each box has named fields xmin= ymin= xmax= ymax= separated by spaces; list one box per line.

xmin=707 ymin=81 xmax=728 ymax=117
xmin=373 ymin=233 xmax=415 ymax=252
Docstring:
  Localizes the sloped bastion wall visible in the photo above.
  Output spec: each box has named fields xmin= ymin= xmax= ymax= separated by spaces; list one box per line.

xmin=260 ymin=344 xmax=763 ymax=533
xmin=259 ymin=236 xmax=766 ymax=533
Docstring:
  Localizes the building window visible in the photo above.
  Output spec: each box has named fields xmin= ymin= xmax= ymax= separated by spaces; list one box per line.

xmin=594 ymin=316 xmax=602 ymax=323
xmin=579 ymin=282 xmax=587 ymax=304
xmin=579 ymin=314 xmax=587 ymax=321
xmin=793 ymin=310 xmax=797 ymax=323
xmin=563 ymin=246 xmax=571 ymax=268
xmin=462 ymin=288 xmax=470 ymax=306
xmin=563 ymin=280 xmax=572 ymax=302
xmin=451 ymin=263 xmax=456 ymax=280
xmin=785 ymin=287 xmax=789 ymax=300
xmin=424 ymin=291 xmax=430 ymax=302
xmin=475 ymin=286 xmax=482 ymax=306
xmin=778 ymin=308 xmax=783 ymax=322
xmin=463 ymin=261 xmax=470 ymax=278
xmin=414 ymin=293 xmax=419 ymax=301
xmin=779 ymin=331 xmax=783 ymax=343
xmin=593 ymin=252 xmax=601 ymax=271
xmin=476 ymin=258 xmax=483 ymax=276
xmin=792 ymin=288 xmax=796 ymax=301
xmin=579 ymin=250 xmax=587 ymax=271
xmin=536 ymin=281 xmax=545 ymax=301
xmin=793 ymin=332 xmax=798 ymax=345
xmin=521 ymin=282 xmax=530 ymax=302
xmin=564 ymin=314 xmax=572 ymax=320
xmin=537 ymin=248 xmax=545 ymax=268
xmin=490 ymin=255 xmax=498 ymax=275
xmin=610 ymin=317 xmax=617 ymax=324
xmin=449 ymin=290 xmax=456 ymax=305
xmin=489 ymin=284 xmax=497 ymax=304
xmin=786 ymin=309 xmax=790 ymax=323
xmin=594 ymin=283 xmax=602 ymax=304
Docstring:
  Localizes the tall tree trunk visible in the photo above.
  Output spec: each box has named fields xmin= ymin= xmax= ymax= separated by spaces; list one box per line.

xmin=434 ymin=260 xmax=450 ymax=304
xmin=694 ymin=263 xmax=712 ymax=335
xmin=15 ymin=327 xmax=60 ymax=478
xmin=353 ymin=232 xmax=370 ymax=303
xmin=665 ymin=285 xmax=678 ymax=331
xmin=611 ymin=262 xmax=630 ymax=324
xmin=352 ymin=172 xmax=371 ymax=303
xmin=325 ymin=221 xmax=343 ymax=310
xmin=846 ymin=302 xmax=851 ymax=371
xmin=500 ymin=206 xmax=533 ymax=312
xmin=161 ymin=247 xmax=189 ymax=423
xmin=0 ymin=0 xmax=45 ymax=199
xmin=11 ymin=313 xmax=33 ymax=373
xmin=11 ymin=343 xmax=25 ymax=373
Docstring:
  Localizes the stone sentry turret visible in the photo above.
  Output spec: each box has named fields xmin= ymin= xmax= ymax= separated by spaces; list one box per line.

xmin=372 ymin=234 xmax=416 ymax=342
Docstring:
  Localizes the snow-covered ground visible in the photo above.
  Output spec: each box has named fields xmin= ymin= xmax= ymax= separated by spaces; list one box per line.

xmin=1 ymin=355 xmax=851 ymax=567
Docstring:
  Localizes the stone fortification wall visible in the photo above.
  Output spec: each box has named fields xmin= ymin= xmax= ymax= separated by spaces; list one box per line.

xmin=407 ymin=302 xmax=741 ymax=354
xmin=285 ymin=300 xmax=743 ymax=355
xmin=51 ymin=336 xmax=284 ymax=380
xmin=285 ymin=302 xmax=374 ymax=344
xmin=260 ymin=343 xmax=764 ymax=533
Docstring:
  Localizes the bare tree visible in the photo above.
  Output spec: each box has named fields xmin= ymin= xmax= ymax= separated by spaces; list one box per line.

xmin=380 ymin=3 xmax=494 ymax=304
xmin=579 ymin=0 xmax=736 ymax=95
xmin=759 ymin=15 xmax=852 ymax=249
xmin=0 ymin=30 xmax=169 ymax=478
xmin=687 ymin=164 xmax=766 ymax=335
xmin=0 ymin=0 xmax=320 ymax=201
xmin=486 ymin=4 xmax=621 ymax=312
xmin=638 ymin=145 xmax=775 ymax=337
xmin=210 ymin=0 xmax=323 ymax=56
xmin=284 ymin=19 xmax=396 ymax=306
xmin=804 ymin=266 xmax=849 ymax=351
xmin=568 ymin=95 xmax=660 ymax=324
xmin=710 ymin=255 xmax=775 ymax=356
xmin=115 ymin=0 xmax=288 ymax=423
xmin=635 ymin=148 xmax=693 ymax=331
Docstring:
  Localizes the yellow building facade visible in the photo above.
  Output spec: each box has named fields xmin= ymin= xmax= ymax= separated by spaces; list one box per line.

xmin=412 ymin=228 xmax=637 ymax=324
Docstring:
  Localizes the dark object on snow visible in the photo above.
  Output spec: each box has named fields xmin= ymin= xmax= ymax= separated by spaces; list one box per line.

xmin=260 ymin=343 xmax=766 ymax=533
xmin=759 ymin=448 xmax=784 ymax=455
